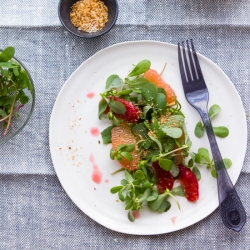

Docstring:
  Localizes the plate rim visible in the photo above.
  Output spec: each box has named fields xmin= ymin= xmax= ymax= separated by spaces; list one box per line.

xmin=49 ymin=40 xmax=247 ymax=235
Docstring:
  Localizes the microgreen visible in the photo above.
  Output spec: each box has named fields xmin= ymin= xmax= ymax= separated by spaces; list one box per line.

xmin=110 ymin=144 xmax=135 ymax=162
xmin=101 ymin=126 xmax=114 ymax=144
xmin=208 ymin=104 xmax=221 ymax=119
xmin=110 ymin=169 xmax=155 ymax=222
xmin=125 ymin=77 xmax=150 ymax=87
xmin=159 ymin=158 xmax=173 ymax=171
xmin=194 ymin=147 xmax=232 ymax=178
xmin=194 ymin=104 xmax=229 ymax=138
xmin=0 ymin=46 xmax=33 ymax=136
xmin=156 ymin=93 xmax=167 ymax=115
xmin=128 ymin=60 xmax=151 ymax=77
xmin=106 ymin=74 xmax=123 ymax=90
xmin=109 ymin=100 xmax=126 ymax=114
xmin=140 ymin=82 xmax=158 ymax=106
xmin=212 ymin=126 xmax=229 ymax=138
xmin=148 ymin=189 xmax=180 ymax=212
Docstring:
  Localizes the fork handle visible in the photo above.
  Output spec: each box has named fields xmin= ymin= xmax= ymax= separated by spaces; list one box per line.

xmin=199 ymin=110 xmax=246 ymax=232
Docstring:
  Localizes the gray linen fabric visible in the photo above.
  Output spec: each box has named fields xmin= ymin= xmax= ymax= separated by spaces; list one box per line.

xmin=0 ymin=0 xmax=250 ymax=249
xmin=0 ymin=173 xmax=249 ymax=249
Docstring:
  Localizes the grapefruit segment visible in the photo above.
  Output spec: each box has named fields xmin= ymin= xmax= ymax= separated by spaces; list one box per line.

xmin=144 ymin=68 xmax=176 ymax=105
xmin=111 ymin=123 xmax=139 ymax=171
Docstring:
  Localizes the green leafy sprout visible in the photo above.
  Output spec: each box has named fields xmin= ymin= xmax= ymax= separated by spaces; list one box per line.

xmin=194 ymin=104 xmax=229 ymax=138
xmin=0 ymin=46 xmax=33 ymax=136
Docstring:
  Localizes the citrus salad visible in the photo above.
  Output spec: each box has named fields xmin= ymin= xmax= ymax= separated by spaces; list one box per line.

xmin=98 ymin=59 xmax=200 ymax=222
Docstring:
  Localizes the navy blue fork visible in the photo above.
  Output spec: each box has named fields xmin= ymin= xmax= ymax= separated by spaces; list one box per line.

xmin=178 ymin=39 xmax=246 ymax=232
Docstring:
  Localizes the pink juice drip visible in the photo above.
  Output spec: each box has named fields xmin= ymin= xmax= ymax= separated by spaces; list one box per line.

xmin=105 ymin=179 xmax=109 ymax=183
xmin=171 ymin=216 xmax=177 ymax=225
xmin=90 ymin=127 xmax=100 ymax=137
xmin=87 ymin=92 xmax=95 ymax=99
xmin=89 ymin=154 xmax=102 ymax=184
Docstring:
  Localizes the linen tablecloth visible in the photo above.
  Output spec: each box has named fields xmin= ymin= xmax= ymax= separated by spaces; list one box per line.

xmin=1 ymin=0 xmax=250 ymax=249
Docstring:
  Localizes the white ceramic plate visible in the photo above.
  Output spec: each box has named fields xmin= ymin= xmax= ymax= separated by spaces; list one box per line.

xmin=49 ymin=41 xmax=247 ymax=235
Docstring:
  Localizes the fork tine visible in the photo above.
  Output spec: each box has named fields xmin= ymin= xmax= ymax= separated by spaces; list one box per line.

xmin=186 ymin=40 xmax=197 ymax=81
xmin=190 ymin=39 xmax=204 ymax=81
xmin=178 ymin=43 xmax=186 ymax=83
xmin=182 ymin=41 xmax=192 ymax=82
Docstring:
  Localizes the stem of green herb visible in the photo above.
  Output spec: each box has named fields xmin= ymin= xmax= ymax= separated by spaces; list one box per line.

xmin=160 ymin=145 xmax=188 ymax=158
xmin=4 ymin=93 xmax=17 ymax=136
xmin=111 ymin=167 xmax=125 ymax=175
xmin=0 ymin=114 xmax=10 ymax=123
xmin=160 ymin=63 xmax=167 ymax=76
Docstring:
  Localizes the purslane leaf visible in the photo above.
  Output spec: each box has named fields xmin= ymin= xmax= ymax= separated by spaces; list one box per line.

xmin=126 ymin=77 xmax=150 ymax=87
xmin=161 ymin=126 xmax=183 ymax=138
xmin=156 ymin=93 xmax=166 ymax=115
xmin=121 ymin=152 xmax=132 ymax=162
xmin=148 ymin=193 xmax=168 ymax=211
xmin=135 ymin=170 xmax=145 ymax=180
xmin=109 ymin=100 xmax=126 ymax=114
xmin=128 ymin=210 xmax=135 ymax=222
xmin=192 ymin=166 xmax=201 ymax=181
xmin=128 ymin=59 xmax=151 ymax=77
xmin=213 ymin=126 xmax=229 ymax=138
xmin=140 ymin=82 xmax=158 ymax=106
xmin=110 ymin=186 xmax=123 ymax=194
xmin=223 ymin=158 xmax=232 ymax=169
xmin=171 ymin=186 xmax=185 ymax=197
xmin=159 ymin=158 xmax=173 ymax=171
xmin=101 ymin=126 xmax=113 ymax=144
xmin=208 ymin=104 xmax=221 ymax=120
xmin=149 ymin=135 xmax=163 ymax=153
xmin=98 ymin=98 xmax=108 ymax=118
xmin=106 ymin=74 xmax=123 ymax=90
xmin=169 ymin=163 xmax=179 ymax=177
xmin=156 ymin=198 xmax=171 ymax=213
xmin=198 ymin=148 xmax=210 ymax=162
xmin=194 ymin=120 xmax=204 ymax=138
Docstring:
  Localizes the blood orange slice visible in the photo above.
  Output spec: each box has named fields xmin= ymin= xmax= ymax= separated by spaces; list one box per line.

xmin=111 ymin=123 xmax=140 ymax=171
xmin=152 ymin=161 xmax=174 ymax=194
xmin=144 ymin=68 xmax=176 ymax=105
xmin=178 ymin=164 xmax=199 ymax=201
